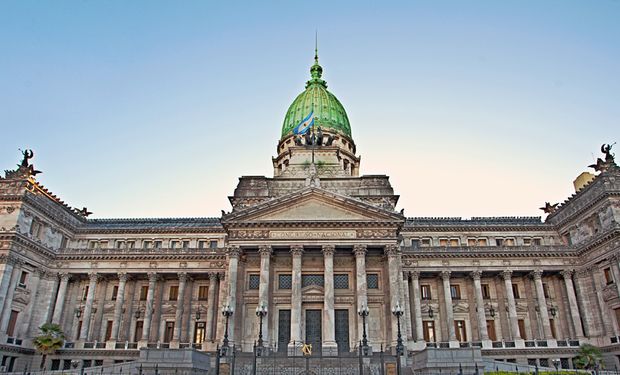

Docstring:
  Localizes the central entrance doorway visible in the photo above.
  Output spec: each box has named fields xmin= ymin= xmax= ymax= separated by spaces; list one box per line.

xmin=335 ymin=309 xmax=350 ymax=352
xmin=305 ymin=309 xmax=322 ymax=353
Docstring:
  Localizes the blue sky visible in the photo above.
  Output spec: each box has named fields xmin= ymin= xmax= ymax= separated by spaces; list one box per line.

xmin=1 ymin=1 xmax=618 ymax=218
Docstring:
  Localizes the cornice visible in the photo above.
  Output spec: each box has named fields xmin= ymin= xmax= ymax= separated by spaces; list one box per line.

xmin=401 ymin=245 xmax=577 ymax=259
xmin=56 ymin=348 xmax=140 ymax=357
xmin=56 ymin=249 xmax=227 ymax=262
xmin=0 ymin=343 xmax=35 ymax=354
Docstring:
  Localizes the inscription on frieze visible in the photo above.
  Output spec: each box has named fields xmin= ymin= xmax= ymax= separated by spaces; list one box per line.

xmin=269 ymin=230 xmax=356 ymax=240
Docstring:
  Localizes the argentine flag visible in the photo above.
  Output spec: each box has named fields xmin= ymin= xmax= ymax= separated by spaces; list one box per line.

xmin=293 ymin=110 xmax=314 ymax=135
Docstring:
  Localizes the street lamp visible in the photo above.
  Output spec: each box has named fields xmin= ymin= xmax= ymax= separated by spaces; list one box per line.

xmin=357 ymin=303 xmax=370 ymax=355
xmin=255 ymin=303 xmax=267 ymax=349
xmin=489 ymin=306 xmax=495 ymax=318
xmin=392 ymin=302 xmax=404 ymax=375
xmin=195 ymin=305 xmax=204 ymax=321
xmin=221 ymin=303 xmax=234 ymax=355
xmin=549 ymin=306 xmax=557 ymax=317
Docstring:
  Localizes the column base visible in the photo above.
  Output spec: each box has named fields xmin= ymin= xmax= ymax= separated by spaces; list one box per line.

xmin=287 ymin=341 xmax=302 ymax=356
xmin=410 ymin=341 xmax=427 ymax=351
xmin=169 ymin=340 xmax=180 ymax=349
xmin=137 ymin=340 xmax=149 ymax=349
xmin=480 ymin=339 xmax=493 ymax=349
xmin=513 ymin=339 xmax=525 ymax=348
xmin=448 ymin=340 xmax=460 ymax=348
xmin=321 ymin=341 xmax=338 ymax=356
xmin=106 ymin=340 xmax=116 ymax=349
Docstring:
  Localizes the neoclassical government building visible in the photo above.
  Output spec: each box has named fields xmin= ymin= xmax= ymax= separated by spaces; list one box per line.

xmin=0 ymin=53 xmax=619 ymax=372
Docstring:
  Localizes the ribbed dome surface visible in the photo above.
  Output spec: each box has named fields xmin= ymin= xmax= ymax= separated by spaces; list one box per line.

xmin=281 ymin=58 xmax=351 ymax=139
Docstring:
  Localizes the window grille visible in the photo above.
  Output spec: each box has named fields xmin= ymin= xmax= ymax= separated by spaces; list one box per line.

xmin=278 ymin=274 xmax=292 ymax=289
xmin=249 ymin=274 xmax=260 ymax=290
xmin=367 ymin=274 xmax=379 ymax=289
xmin=334 ymin=274 xmax=349 ymax=289
xmin=302 ymin=274 xmax=324 ymax=288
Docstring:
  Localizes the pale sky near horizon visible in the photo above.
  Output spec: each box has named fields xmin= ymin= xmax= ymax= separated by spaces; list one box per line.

xmin=1 ymin=1 xmax=618 ymax=219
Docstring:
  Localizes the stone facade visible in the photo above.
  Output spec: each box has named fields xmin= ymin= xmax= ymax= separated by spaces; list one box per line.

xmin=0 ymin=58 xmax=619 ymax=373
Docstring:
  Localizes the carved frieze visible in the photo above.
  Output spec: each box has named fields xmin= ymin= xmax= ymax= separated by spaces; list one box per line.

xmin=356 ymin=229 xmax=397 ymax=239
xmin=229 ymin=230 xmax=269 ymax=239
xmin=270 ymin=230 xmax=356 ymax=240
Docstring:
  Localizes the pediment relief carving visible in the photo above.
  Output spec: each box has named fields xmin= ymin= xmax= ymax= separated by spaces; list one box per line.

xmin=255 ymin=199 xmax=371 ymax=221
xmin=302 ymin=285 xmax=324 ymax=295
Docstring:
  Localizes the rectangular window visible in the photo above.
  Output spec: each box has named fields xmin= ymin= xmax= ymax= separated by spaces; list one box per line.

xmin=143 ymin=241 xmax=151 ymax=249
xmin=209 ymin=240 xmax=218 ymax=249
xmin=421 ymin=238 xmax=431 ymax=247
xmin=6 ymin=310 xmax=18 ymax=336
xmin=421 ymin=285 xmax=432 ymax=300
xmin=182 ymin=240 xmax=190 ymax=249
xmin=450 ymin=285 xmax=461 ymax=299
xmin=512 ymin=284 xmax=520 ymax=299
xmin=169 ymin=286 xmax=179 ymax=301
xmin=140 ymin=286 xmax=148 ymax=301
xmin=439 ymin=238 xmax=448 ymax=246
xmin=450 ymin=238 xmax=459 ymax=246
xmin=495 ymin=238 xmax=503 ymax=246
xmin=367 ymin=274 xmax=379 ymax=289
xmin=198 ymin=241 xmax=206 ymax=249
xmin=164 ymin=322 xmax=174 ymax=343
xmin=116 ymin=241 xmax=125 ymax=249
xmin=518 ymin=319 xmax=527 ymax=340
xmin=301 ymin=274 xmax=324 ymax=288
xmin=82 ymin=286 xmax=89 ymax=301
xmin=104 ymin=320 xmax=113 ymax=341
xmin=423 ymin=321 xmax=435 ymax=342
xmin=334 ymin=274 xmax=349 ymax=289
xmin=248 ymin=274 xmax=260 ymax=290
xmin=523 ymin=238 xmax=532 ymax=246
xmin=605 ymin=268 xmax=614 ymax=285
xmin=111 ymin=285 xmax=119 ymax=301
xmin=194 ymin=322 xmax=206 ymax=344
xmin=467 ymin=238 xmax=476 ymax=246
xmin=532 ymin=238 xmax=542 ymax=246
xmin=94 ymin=360 xmax=103 ymax=367
xmin=126 ymin=241 xmax=135 ymax=249
xmin=170 ymin=241 xmax=178 ymax=249
xmin=134 ymin=321 xmax=143 ymax=342
xmin=411 ymin=239 xmax=421 ymax=249
xmin=454 ymin=320 xmax=467 ymax=342
xmin=549 ymin=319 xmax=557 ymax=339
xmin=487 ymin=320 xmax=497 ymax=341
xmin=481 ymin=284 xmax=490 ymax=299
xmin=76 ymin=320 xmax=82 ymax=340
xmin=198 ymin=286 xmax=208 ymax=301
xmin=278 ymin=274 xmax=292 ymax=289
xmin=100 ymin=241 xmax=108 ymax=248
xmin=154 ymin=241 xmax=162 ymax=249
xmin=18 ymin=271 xmax=28 ymax=287
xmin=477 ymin=238 xmax=488 ymax=246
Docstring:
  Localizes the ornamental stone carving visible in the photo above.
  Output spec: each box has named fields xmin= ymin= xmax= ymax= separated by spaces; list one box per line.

xmin=322 ymin=244 xmax=335 ymax=256
xmin=353 ymin=244 xmax=367 ymax=257
xmin=59 ymin=272 xmax=71 ymax=282
xmin=470 ymin=270 xmax=482 ymax=280
xmin=226 ymin=246 xmax=242 ymax=258
xmin=147 ymin=272 xmax=159 ymax=283
xmin=290 ymin=245 xmax=304 ymax=256
xmin=441 ymin=270 xmax=451 ymax=281
xmin=88 ymin=272 xmax=99 ymax=283
xmin=258 ymin=245 xmax=273 ymax=257
xmin=501 ymin=270 xmax=513 ymax=280
xmin=178 ymin=272 xmax=187 ymax=283
xmin=560 ymin=270 xmax=574 ymax=279
xmin=384 ymin=244 xmax=400 ymax=256
xmin=230 ymin=230 xmax=269 ymax=239
xmin=410 ymin=270 xmax=420 ymax=280
xmin=118 ymin=272 xmax=128 ymax=282
xmin=530 ymin=269 xmax=543 ymax=280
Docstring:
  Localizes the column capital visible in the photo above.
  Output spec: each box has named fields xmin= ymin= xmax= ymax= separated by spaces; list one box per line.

xmin=560 ymin=269 xmax=574 ymax=279
xmin=208 ymin=272 xmax=218 ymax=280
xmin=177 ymin=272 xmax=188 ymax=283
xmin=218 ymin=272 xmax=226 ymax=281
xmin=147 ymin=272 xmax=159 ymax=283
xmin=575 ymin=268 xmax=591 ymax=279
xmin=410 ymin=270 xmax=420 ymax=280
xmin=440 ymin=270 xmax=451 ymax=281
xmin=384 ymin=243 xmax=400 ymax=256
xmin=500 ymin=269 xmax=513 ymax=280
xmin=353 ymin=244 xmax=367 ymax=256
xmin=225 ymin=246 xmax=242 ymax=258
xmin=258 ymin=245 xmax=273 ymax=257
xmin=118 ymin=272 xmax=129 ymax=282
xmin=530 ymin=269 xmax=543 ymax=280
xmin=470 ymin=270 xmax=482 ymax=281
xmin=88 ymin=272 xmax=99 ymax=283
xmin=290 ymin=244 xmax=304 ymax=256
xmin=322 ymin=244 xmax=336 ymax=256
xmin=58 ymin=272 xmax=71 ymax=282
xmin=611 ymin=252 xmax=620 ymax=262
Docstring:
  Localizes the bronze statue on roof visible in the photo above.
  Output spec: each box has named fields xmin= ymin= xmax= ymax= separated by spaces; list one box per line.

xmin=589 ymin=143 xmax=616 ymax=173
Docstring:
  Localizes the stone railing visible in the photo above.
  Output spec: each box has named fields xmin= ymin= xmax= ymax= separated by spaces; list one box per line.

xmin=57 ymin=247 xmax=223 ymax=255
xmin=403 ymin=245 xmax=576 ymax=255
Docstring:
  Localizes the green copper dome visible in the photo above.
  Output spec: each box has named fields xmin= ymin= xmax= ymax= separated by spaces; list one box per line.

xmin=281 ymin=54 xmax=352 ymax=139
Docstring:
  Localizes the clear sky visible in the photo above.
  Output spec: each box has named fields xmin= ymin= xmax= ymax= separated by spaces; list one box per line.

xmin=1 ymin=1 xmax=618 ymax=219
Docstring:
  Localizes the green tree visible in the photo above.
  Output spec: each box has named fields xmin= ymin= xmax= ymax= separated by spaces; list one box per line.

xmin=32 ymin=323 xmax=65 ymax=369
xmin=573 ymin=343 xmax=603 ymax=370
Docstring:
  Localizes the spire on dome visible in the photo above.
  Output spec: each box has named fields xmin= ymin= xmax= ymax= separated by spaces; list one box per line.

xmin=308 ymin=32 xmax=325 ymax=87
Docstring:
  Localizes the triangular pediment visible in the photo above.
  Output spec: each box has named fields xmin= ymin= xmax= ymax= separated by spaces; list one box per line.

xmin=222 ymin=187 xmax=403 ymax=224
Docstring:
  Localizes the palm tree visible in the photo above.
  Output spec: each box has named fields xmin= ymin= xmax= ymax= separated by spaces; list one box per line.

xmin=32 ymin=323 xmax=65 ymax=369
xmin=573 ymin=343 xmax=603 ymax=370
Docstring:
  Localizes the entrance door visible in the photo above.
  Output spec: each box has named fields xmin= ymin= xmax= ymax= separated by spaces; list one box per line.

xmin=335 ymin=309 xmax=350 ymax=352
xmin=305 ymin=309 xmax=322 ymax=353
xmin=194 ymin=322 xmax=206 ymax=344
xmin=486 ymin=320 xmax=497 ymax=341
xmin=164 ymin=322 xmax=174 ymax=343
xmin=277 ymin=310 xmax=291 ymax=353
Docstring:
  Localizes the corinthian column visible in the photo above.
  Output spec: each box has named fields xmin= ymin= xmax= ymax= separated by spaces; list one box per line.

xmin=80 ymin=272 xmax=99 ymax=341
xmin=385 ymin=244 xmax=402 ymax=347
xmin=110 ymin=272 xmax=128 ymax=342
xmin=141 ymin=272 xmax=158 ymax=344
xmin=173 ymin=272 xmax=188 ymax=342
xmin=289 ymin=245 xmax=303 ymax=350
xmin=561 ymin=270 xmax=584 ymax=338
xmin=225 ymin=246 xmax=241 ymax=344
xmin=52 ymin=273 xmax=71 ymax=324
xmin=531 ymin=270 xmax=552 ymax=339
xmin=258 ymin=245 xmax=272 ymax=345
xmin=441 ymin=270 xmax=457 ymax=343
xmin=354 ymin=244 xmax=368 ymax=344
xmin=471 ymin=271 xmax=489 ymax=341
xmin=501 ymin=270 xmax=521 ymax=340
xmin=322 ymin=245 xmax=337 ymax=355
xmin=410 ymin=271 xmax=424 ymax=342
xmin=205 ymin=272 xmax=218 ymax=341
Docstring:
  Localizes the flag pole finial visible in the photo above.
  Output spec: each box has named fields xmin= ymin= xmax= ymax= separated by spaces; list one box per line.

xmin=315 ymin=30 xmax=319 ymax=64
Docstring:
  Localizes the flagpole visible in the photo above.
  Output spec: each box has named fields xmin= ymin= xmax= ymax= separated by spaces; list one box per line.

xmin=311 ymin=103 xmax=315 ymax=164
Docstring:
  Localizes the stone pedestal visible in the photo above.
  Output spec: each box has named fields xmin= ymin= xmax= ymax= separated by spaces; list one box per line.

xmin=321 ymin=342 xmax=338 ymax=356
